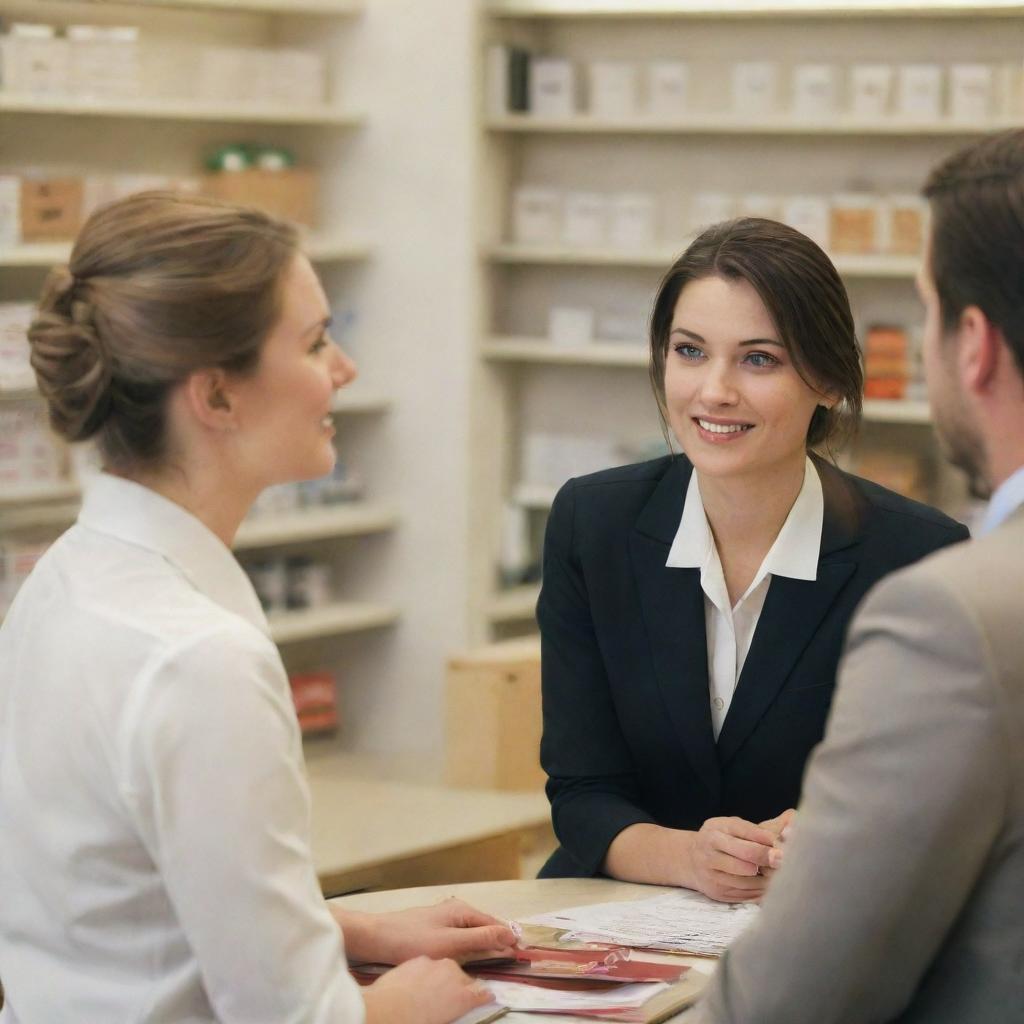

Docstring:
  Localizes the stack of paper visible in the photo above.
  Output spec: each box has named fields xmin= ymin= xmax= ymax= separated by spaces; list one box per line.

xmin=523 ymin=891 xmax=760 ymax=957
xmin=484 ymin=978 xmax=670 ymax=1020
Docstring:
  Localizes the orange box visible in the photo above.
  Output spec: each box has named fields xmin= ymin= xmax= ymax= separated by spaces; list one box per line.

xmin=19 ymin=177 xmax=84 ymax=242
xmin=864 ymin=377 xmax=907 ymax=400
xmin=202 ymin=169 xmax=317 ymax=228
xmin=289 ymin=670 xmax=338 ymax=735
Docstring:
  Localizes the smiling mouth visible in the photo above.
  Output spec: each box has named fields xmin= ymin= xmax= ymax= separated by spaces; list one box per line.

xmin=694 ymin=418 xmax=753 ymax=435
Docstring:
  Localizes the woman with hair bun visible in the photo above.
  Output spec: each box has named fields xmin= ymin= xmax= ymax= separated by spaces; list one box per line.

xmin=0 ymin=192 xmax=511 ymax=1023
xmin=538 ymin=217 xmax=970 ymax=901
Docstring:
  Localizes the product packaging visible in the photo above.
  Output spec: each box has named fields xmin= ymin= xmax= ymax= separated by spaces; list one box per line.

xmin=529 ymin=57 xmax=576 ymax=118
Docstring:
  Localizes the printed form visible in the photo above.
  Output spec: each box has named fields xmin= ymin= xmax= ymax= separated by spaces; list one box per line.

xmin=523 ymin=890 xmax=760 ymax=957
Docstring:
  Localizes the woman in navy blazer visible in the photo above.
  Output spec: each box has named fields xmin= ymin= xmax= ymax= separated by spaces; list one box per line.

xmin=538 ymin=218 xmax=968 ymax=901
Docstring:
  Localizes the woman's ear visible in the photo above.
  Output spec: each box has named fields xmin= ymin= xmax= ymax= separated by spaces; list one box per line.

xmin=182 ymin=368 xmax=237 ymax=432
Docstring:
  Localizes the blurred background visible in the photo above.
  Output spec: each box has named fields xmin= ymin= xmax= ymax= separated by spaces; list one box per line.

xmin=1 ymin=0 xmax=1020 ymax=889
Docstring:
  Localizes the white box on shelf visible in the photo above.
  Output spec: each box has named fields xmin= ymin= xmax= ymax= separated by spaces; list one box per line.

xmin=690 ymin=192 xmax=734 ymax=232
xmin=791 ymin=64 xmax=839 ymax=119
xmin=0 ymin=176 xmax=20 ymax=247
xmin=0 ymin=402 xmax=66 ymax=497
xmin=530 ymin=57 xmax=576 ymax=118
xmin=588 ymin=61 xmax=639 ymax=119
xmin=521 ymin=433 xmax=621 ymax=490
xmin=782 ymin=196 xmax=830 ymax=250
xmin=267 ymin=48 xmax=326 ymax=106
xmin=738 ymin=194 xmax=779 ymax=220
xmin=68 ymin=25 xmax=140 ymax=100
xmin=949 ymin=64 xmax=993 ymax=121
xmin=608 ymin=192 xmax=656 ymax=248
xmin=548 ymin=306 xmax=595 ymax=347
xmin=646 ymin=60 xmax=689 ymax=118
xmin=850 ymin=64 xmax=893 ymax=119
xmin=562 ymin=191 xmax=607 ymax=247
xmin=897 ymin=64 xmax=943 ymax=120
xmin=994 ymin=62 xmax=1023 ymax=118
xmin=197 ymin=45 xmax=254 ymax=102
xmin=598 ymin=310 xmax=646 ymax=343
xmin=512 ymin=186 xmax=561 ymax=245
xmin=5 ymin=23 xmax=69 ymax=95
xmin=732 ymin=61 xmax=779 ymax=115
xmin=0 ymin=303 xmax=36 ymax=390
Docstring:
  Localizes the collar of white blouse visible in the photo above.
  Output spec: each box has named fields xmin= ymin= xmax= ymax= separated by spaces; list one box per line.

xmin=665 ymin=456 xmax=824 ymax=615
xmin=76 ymin=472 xmax=269 ymax=635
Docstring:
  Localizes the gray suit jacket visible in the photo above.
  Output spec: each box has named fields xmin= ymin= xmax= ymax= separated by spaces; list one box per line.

xmin=688 ymin=509 xmax=1024 ymax=1023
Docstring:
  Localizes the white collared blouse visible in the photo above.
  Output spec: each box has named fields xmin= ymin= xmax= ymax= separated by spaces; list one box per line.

xmin=665 ymin=457 xmax=824 ymax=739
xmin=0 ymin=474 xmax=365 ymax=1023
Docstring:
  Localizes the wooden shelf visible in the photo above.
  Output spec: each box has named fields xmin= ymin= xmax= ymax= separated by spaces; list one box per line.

xmin=120 ymin=0 xmax=364 ymax=13
xmin=862 ymin=398 xmax=931 ymax=424
xmin=487 ymin=584 xmax=541 ymax=624
xmin=0 ymin=481 xmax=80 ymax=509
xmin=0 ymin=238 xmax=370 ymax=269
xmin=0 ymin=93 xmax=365 ymax=127
xmin=487 ymin=114 xmax=1017 ymax=136
xmin=487 ymin=1 xmax=1024 ymax=17
xmin=0 ymin=385 xmax=41 ymax=402
xmin=0 ymin=500 xmax=79 ymax=532
xmin=486 ymin=243 xmax=920 ymax=278
xmin=234 ymin=503 xmax=397 ymax=550
xmin=484 ymin=336 xmax=647 ymax=367
xmin=267 ymin=601 xmax=399 ymax=644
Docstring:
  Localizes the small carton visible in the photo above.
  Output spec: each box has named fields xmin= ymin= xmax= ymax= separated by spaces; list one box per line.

xmin=19 ymin=177 xmax=83 ymax=242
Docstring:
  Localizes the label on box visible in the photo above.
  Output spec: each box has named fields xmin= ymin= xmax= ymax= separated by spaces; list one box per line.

xmin=646 ymin=60 xmax=689 ymax=118
xmin=19 ymin=177 xmax=83 ymax=243
xmin=512 ymin=186 xmax=561 ymax=244
xmin=897 ymin=64 xmax=943 ymax=120
xmin=530 ymin=58 xmax=575 ymax=118
xmin=588 ymin=61 xmax=639 ymax=119
xmin=562 ymin=192 xmax=607 ymax=247
xmin=792 ymin=64 xmax=838 ymax=119
xmin=850 ymin=64 xmax=893 ymax=119
xmin=732 ymin=61 xmax=779 ymax=114
xmin=608 ymin=192 xmax=655 ymax=248
xmin=950 ymin=64 xmax=993 ymax=121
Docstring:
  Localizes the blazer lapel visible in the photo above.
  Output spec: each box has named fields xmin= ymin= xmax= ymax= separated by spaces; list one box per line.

xmin=630 ymin=458 xmax=721 ymax=805
xmin=716 ymin=458 xmax=866 ymax=767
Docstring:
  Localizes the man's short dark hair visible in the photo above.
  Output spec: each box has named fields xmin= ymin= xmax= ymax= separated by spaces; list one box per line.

xmin=923 ymin=129 xmax=1024 ymax=376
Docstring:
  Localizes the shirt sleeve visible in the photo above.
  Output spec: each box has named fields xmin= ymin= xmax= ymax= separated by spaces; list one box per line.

xmin=686 ymin=564 xmax=1010 ymax=1024
xmin=118 ymin=622 xmax=365 ymax=1024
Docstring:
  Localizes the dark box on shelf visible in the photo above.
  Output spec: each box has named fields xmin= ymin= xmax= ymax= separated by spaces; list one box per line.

xmin=19 ymin=177 xmax=84 ymax=242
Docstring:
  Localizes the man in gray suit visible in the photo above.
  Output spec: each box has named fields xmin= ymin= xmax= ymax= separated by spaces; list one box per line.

xmin=687 ymin=129 xmax=1024 ymax=1023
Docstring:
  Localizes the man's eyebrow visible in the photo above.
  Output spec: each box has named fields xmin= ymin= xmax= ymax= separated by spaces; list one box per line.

xmin=669 ymin=326 xmax=784 ymax=347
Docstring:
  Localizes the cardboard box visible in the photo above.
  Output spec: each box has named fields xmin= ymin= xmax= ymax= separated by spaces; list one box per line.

xmin=202 ymin=169 xmax=317 ymax=228
xmin=445 ymin=637 xmax=545 ymax=791
xmin=19 ymin=177 xmax=83 ymax=242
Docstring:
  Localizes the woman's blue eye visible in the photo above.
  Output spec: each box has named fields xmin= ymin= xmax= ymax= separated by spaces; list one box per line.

xmin=673 ymin=343 xmax=703 ymax=360
xmin=745 ymin=351 xmax=779 ymax=368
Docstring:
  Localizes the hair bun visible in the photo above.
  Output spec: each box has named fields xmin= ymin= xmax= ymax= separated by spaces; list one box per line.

xmin=28 ymin=267 xmax=113 ymax=443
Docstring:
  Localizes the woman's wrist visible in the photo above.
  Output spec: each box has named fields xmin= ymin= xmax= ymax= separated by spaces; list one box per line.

xmin=330 ymin=905 xmax=384 ymax=963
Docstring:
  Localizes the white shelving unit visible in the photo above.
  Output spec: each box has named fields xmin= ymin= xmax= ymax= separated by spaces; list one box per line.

xmin=267 ymin=602 xmax=399 ymax=645
xmin=0 ymin=1 xmax=403 ymax=711
xmin=487 ymin=113 xmax=1019 ymax=136
xmin=472 ymin=0 xmax=1016 ymax=638
xmin=0 ymin=238 xmax=371 ymax=268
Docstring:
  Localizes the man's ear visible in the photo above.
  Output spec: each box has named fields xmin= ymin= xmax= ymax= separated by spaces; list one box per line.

xmin=182 ymin=369 xmax=238 ymax=431
xmin=957 ymin=305 xmax=1001 ymax=397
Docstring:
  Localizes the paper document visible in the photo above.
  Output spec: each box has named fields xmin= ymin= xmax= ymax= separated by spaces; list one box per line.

xmin=484 ymin=978 xmax=669 ymax=1013
xmin=523 ymin=891 xmax=759 ymax=957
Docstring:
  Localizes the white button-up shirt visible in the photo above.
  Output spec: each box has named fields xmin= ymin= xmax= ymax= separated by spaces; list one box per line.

xmin=0 ymin=474 xmax=365 ymax=1023
xmin=665 ymin=458 xmax=824 ymax=739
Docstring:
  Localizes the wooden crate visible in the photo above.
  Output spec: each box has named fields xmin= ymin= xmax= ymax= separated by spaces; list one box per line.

xmin=445 ymin=636 xmax=545 ymax=791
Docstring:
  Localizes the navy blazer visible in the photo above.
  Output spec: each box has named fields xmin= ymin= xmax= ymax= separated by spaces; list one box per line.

xmin=537 ymin=454 xmax=969 ymax=878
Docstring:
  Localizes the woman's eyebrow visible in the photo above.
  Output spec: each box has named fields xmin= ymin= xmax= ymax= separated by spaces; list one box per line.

xmin=302 ymin=315 xmax=333 ymax=338
xmin=670 ymin=326 xmax=783 ymax=347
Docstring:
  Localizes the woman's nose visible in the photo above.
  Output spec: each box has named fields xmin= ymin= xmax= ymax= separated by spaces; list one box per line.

xmin=331 ymin=344 xmax=358 ymax=388
xmin=699 ymin=360 xmax=738 ymax=405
